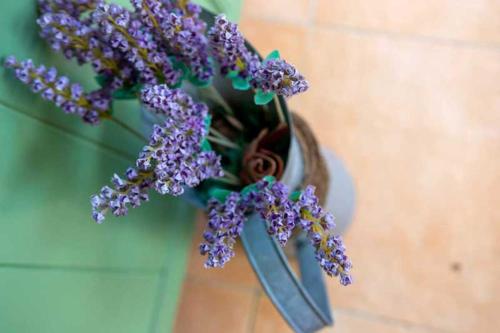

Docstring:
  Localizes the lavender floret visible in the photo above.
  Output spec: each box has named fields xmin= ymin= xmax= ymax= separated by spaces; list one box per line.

xmin=254 ymin=180 xmax=297 ymax=246
xmin=161 ymin=12 xmax=213 ymax=82
xmin=38 ymin=0 xmax=98 ymax=18
xmin=208 ymin=14 xmax=260 ymax=79
xmin=141 ymin=84 xmax=207 ymax=120
xmin=200 ymin=192 xmax=248 ymax=267
xmin=92 ymin=2 xmax=180 ymax=85
xmin=4 ymin=56 xmax=110 ymax=125
xmin=252 ymin=59 xmax=309 ymax=97
xmin=295 ymin=185 xmax=352 ymax=285
xmin=92 ymin=83 xmax=224 ymax=222
xmin=37 ymin=12 xmax=132 ymax=84
xmin=131 ymin=0 xmax=212 ymax=82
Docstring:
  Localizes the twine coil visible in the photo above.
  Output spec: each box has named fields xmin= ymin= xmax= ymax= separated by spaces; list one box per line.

xmin=291 ymin=113 xmax=329 ymax=205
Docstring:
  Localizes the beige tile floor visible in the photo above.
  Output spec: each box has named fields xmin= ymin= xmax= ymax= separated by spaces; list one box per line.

xmin=174 ymin=0 xmax=500 ymax=332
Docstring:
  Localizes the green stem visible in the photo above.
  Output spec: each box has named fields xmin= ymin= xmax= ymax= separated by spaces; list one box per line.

xmin=207 ymin=135 xmax=240 ymax=149
xmin=202 ymin=85 xmax=234 ymax=116
xmin=109 ymin=116 xmax=148 ymax=143
xmin=222 ymin=169 xmax=241 ymax=184
xmin=209 ymin=127 xmax=232 ymax=141
xmin=273 ymin=95 xmax=286 ymax=124
xmin=217 ymin=176 xmax=241 ymax=186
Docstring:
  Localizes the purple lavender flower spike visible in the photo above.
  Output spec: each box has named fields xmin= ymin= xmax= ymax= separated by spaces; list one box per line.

xmin=252 ymin=58 xmax=309 ymax=98
xmin=37 ymin=11 xmax=132 ymax=83
xmin=91 ymin=167 xmax=153 ymax=223
xmin=38 ymin=0 xmax=98 ymax=18
xmin=254 ymin=180 xmax=297 ymax=246
xmin=4 ymin=56 xmax=110 ymax=125
xmin=92 ymin=2 xmax=180 ymax=85
xmin=200 ymin=192 xmax=248 ymax=267
xmin=141 ymin=121 xmax=218 ymax=196
xmin=141 ymin=84 xmax=207 ymax=121
xmin=92 ymin=83 xmax=223 ymax=222
xmin=135 ymin=116 xmax=223 ymax=196
xmin=295 ymin=185 xmax=352 ymax=285
xmin=208 ymin=14 xmax=260 ymax=79
xmin=161 ymin=12 xmax=213 ymax=82
xmin=131 ymin=0 xmax=212 ymax=82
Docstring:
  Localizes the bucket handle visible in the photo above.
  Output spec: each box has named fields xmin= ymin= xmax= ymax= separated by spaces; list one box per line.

xmin=241 ymin=215 xmax=333 ymax=333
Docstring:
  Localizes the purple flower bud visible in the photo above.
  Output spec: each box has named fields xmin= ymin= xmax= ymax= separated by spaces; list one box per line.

xmin=252 ymin=59 xmax=309 ymax=97
xmin=91 ymin=84 xmax=223 ymax=223
xmin=253 ymin=180 xmax=297 ymax=246
xmin=208 ymin=14 xmax=260 ymax=79
xmin=4 ymin=57 xmax=110 ymax=125
xmin=92 ymin=2 xmax=180 ymax=85
xmin=200 ymin=193 xmax=248 ymax=268
xmin=295 ymin=185 xmax=352 ymax=285
xmin=38 ymin=0 xmax=98 ymax=18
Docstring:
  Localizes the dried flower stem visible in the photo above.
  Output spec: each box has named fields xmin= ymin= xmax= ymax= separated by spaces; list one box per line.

xmin=207 ymin=135 xmax=240 ymax=149
xmin=273 ymin=95 xmax=286 ymax=124
xmin=221 ymin=169 xmax=241 ymax=185
xmin=201 ymin=85 xmax=234 ymax=115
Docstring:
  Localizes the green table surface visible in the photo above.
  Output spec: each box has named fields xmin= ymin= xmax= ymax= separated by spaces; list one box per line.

xmin=0 ymin=1 xmax=242 ymax=332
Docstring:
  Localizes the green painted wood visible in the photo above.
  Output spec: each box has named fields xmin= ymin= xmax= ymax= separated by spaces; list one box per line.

xmin=0 ymin=268 xmax=160 ymax=333
xmin=0 ymin=1 xmax=243 ymax=332
xmin=195 ymin=0 xmax=244 ymax=21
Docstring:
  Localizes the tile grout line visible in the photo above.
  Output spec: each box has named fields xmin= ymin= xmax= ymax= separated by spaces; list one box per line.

xmin=318 ymin=23 xmax=500 ymax=52
xmin=246 ymin=290 xmax=262 ymax=333
xmin=243 ymin=14 xmax=500 ymax=52
xmin=308 ymin=0 xmax=319 ymax=25
xmin=335 ymin=307 xmax=455 ymax=333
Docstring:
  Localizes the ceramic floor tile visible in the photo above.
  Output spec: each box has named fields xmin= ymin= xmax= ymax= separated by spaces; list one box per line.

xmin=252 ymin=295 xmax=294 ymax=333
xmin=295 ymin=28 xmax=500 ymax=333
xmin=239 ymin=17 xmax=312 ymax=113
xmin=314 ymin=0 xmax=500 ymax=46
xmin=330 ymin=310 xmax=437 ymax=333
xmin=240 ymin=17 xmax=309 ymax=71
xmin=251 ymin=296 xmax=436 ymax=333
xmin=173 ymin=277 xmax=258 ymax=333
xmin=299 ymin=28 xmax=500 ymax=145
xmin=242 ymin=0 xmax=312 ymax=24
xmin=324 ymin=128 xmax=500 ymax=333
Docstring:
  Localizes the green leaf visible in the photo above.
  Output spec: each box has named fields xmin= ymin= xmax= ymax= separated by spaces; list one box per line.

xmin=240 ymin=183 xmax=258 ymax=197
xmin=265 ymin=50 xmax=281 ymax=62
xmin=231 ymin=76 xmax=250 ymax=90
xmin=201 ymin=138 xmax=212 ymax=152
xmin=227 ymin=70 xmax=239 ymax=79
xmin=208 ymin=188 xmax=232 ymax=202
xmin=263 ymin=175 xmax=276 ymax=184
xmin=112 ymin=88 xmax=136 ymax=100
xmin=95 ymin=74 xmax=110 ymax=87
xmin=188 ymin=75 xmax=212 ymax=88
xmin=169 ymin=56 xmax=190 ymax=87
xmin=254 ymin=89 xmax=275 ymax=105
xmin=204 ymin=114 xmax=212 ymax=131
xmin=289 ymin=190 xmax=301 ymax=202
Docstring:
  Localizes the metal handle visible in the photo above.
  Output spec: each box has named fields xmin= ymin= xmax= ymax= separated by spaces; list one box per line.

xmin=241 ymin=215 xmax=333 ymax=333
xmin=241 ymin=149 xmax=356 ymax=333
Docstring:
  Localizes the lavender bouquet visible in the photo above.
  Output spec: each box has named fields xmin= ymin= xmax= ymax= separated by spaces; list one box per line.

xmin=3 ymin=0 xmax=352 ymax=286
